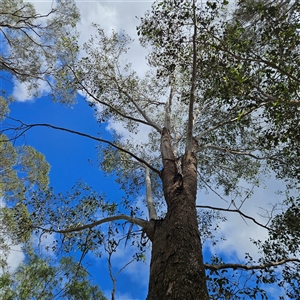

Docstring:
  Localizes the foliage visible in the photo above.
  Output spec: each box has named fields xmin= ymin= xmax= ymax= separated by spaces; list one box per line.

xmin=137 ymin=0 xmax=300 ymax=187
xmin=252 ymin=196 xmax=300 ymax=298
xmin=28 ymin=183 xmax=111 ymax=255
xmin=74 ymin=0 xmax=300 ymax=297
xmin=0 ymin=0 xmax=80 ymax=102
xmin=0 ymin=245 xmax=106 ymax=300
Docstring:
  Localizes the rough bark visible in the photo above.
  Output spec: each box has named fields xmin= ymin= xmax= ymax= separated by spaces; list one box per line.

xmin=146 ymin=128 xmax=208 ymax=299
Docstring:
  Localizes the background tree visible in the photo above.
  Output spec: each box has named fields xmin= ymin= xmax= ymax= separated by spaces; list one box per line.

xmin=0 ymin=245 xmax=106 ymax=300
xmin=1 ymin=0 xmax=300 ymax=299
xmin=0 ymin=0 xmax=80 ymax=102
xmin=0 ymin=102 xmax=107 ymax=299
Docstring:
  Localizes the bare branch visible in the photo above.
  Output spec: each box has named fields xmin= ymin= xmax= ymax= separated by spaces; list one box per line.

xmin=194 ymin=104 xmax=265 ymax=141
xmin=39 ymin=214 xmax=149 ymax=234
xmin=198 ymin=171 xmax=229 ymax=203
xmin=196 ymin=205 xmax=272 ymax=231
xmin=105 ymin=236 xmax=135 ymax=300
xmin=1 ymin=116 xmax=161 ymax=175
xmin=205 ymin=258 xmax=300 ymax=271
xmin=114 ymin=81 xmax=162 ymax=133
xmin=257 ymin=86 xmax=300 ymax=107
xmin=200 ymin=144 xmax=287 ymax=165
xmin=72 ymin=70 xmax=161 ymax=133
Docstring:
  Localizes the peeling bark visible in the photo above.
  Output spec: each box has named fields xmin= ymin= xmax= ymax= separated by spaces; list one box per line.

xmin=145 ymin=166 xmax=158 ymax=220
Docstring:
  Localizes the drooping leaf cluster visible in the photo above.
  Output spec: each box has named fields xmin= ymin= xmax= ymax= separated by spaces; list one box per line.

xmin=0 ymin=113 xmax=109 ymax=299
xmin=207 ymin=254 xmax=268 ymax=299
xmin=25 ymin=182 xmax=112 ymax=255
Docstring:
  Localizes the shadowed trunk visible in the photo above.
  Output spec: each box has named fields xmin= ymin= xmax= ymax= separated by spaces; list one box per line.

xmin=146 ymin=128 xmax=208 ymax=299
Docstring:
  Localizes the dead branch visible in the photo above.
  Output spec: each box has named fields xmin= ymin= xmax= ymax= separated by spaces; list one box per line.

xmin=0 ymin=116 xmax=160 ymax=175
xmin=205 ymin=258 xmax=300 ymax=271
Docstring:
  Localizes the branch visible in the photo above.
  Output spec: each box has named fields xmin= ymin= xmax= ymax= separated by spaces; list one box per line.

xmin=196 ymin=205 xmax=272 ymax=231
xmin=0 ymin=57 xmax=47 ymax=80
xmin=200 ymin=144 xmax=287 ymax=165
xmin=206 ymin=32 xmax=300 ymax=84
xmin=198 ymin=171 xmax=228 ymax=203
xmin=40 ymin=214 xmax=149 ymax=234
xmin=70 ymin=68 xmax=161 ymax=132
xmin=2 ymin=116 xmax=161 ymax=176
xmin=205 ymin=258 xmax=300 ymax=271
xmin=145 ymin=166 xmax=158 ymax=220
xmin=186 ymin=0 xmax=197 ymax=152
xmin=194 ymin=104 xmax=265 ymax=141
xmin=115 ymin=83 xmax=162 ymax=133
xmin=257 ymin=86 xmax=300 ymax=107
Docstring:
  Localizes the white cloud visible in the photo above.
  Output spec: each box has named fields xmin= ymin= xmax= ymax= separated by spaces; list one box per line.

xmin=77 ymin=3 xmax=118 ymax=37
xmin=12 ymin=80 xmax=33 ymax=102
xmin=106 ymin=118 xmax=152 ymax=144
xmin=32 ymin=229 xmax=58 ymax=257
xmin=76 ymin=1 xmax=151 ymax=75
xmin=14 ymin=1 xmax=151 ymax=101
xmin=0 ymin=198 xmax=25 ymax=274
xmin=13 ymin=78 xmax=51 ymax=102
xmin=25 ymin=1 xmax=53 ymax=14
xmin=0 ymin=245 xmax=25 ymax=274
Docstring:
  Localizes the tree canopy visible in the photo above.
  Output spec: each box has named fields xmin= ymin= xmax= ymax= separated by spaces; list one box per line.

xmin=0 ymin=0 xmax=80 ymax=102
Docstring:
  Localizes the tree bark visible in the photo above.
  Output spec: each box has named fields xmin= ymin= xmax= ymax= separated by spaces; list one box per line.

xmin=146 ymin=130 xmax=208 ymax=299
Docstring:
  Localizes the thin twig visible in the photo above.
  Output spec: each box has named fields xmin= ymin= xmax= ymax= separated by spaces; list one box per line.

xmin=196 ymin=205 xmax=272 ymax=231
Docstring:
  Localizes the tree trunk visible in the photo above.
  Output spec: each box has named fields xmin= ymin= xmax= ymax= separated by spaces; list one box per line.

xmin=146 ymin=149 xmax=209 ymax=299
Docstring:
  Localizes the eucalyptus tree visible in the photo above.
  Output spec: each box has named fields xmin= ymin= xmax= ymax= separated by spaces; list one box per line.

xmin=0 ymin=103 xmax=107 ymax=300
xmin=2 ymin=0 xmax=300 ymax=299
xmin=0 ymin=246 xmax=106 ymax=300
xmin=0 ymin=97 xmax=50 ymax=251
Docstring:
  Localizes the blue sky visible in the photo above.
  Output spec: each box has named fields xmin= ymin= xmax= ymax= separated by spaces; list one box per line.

xmin=0 ymin=1 xmax=293 ymax=299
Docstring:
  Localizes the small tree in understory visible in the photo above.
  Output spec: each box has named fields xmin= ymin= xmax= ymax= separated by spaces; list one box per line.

xmin=1 ymin=0 xmax=300 ymax=299
xmin=0 ymin=246 xmax=106 ymax=300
